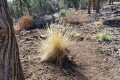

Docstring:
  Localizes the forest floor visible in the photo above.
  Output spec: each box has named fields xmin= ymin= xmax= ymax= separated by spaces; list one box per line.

xmin=16 ymin=10 xmax=120 ymax=80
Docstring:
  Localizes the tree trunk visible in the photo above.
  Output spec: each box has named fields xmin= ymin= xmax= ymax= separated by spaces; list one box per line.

xmin=88 ymin=0 xmax=91 ymax=14
xmin=27 ymin=6 xmax=31 ymax=15
xmin=19 ymin=0 xmax=23 ymax=16
xmin=96 ymin=0 xmax=101 ymax=13
xmin=0 ymin=0 xmax=25 ymax=80
xmin=93 ymin=0 xmax=96 ymax=10
xmin=109 ymin=0 xmax=114 ymax=5
xmin=111 ymin=0 xmax=114 ymax=5
xmin=109 ymin=0 xmax=112 ymax=5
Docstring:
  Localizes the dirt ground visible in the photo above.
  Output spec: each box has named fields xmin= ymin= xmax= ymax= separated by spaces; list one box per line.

xmin=16 ymin=13 xmax=120 ymax=80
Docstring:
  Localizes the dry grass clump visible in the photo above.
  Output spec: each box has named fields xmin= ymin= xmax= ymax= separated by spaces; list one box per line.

xmin=40 ymin=26 xmax=70 ymax=64
xmin=14 ymin=25 xmax=21 ymax=33
xmin=94 ymin=21 xmax=103 ymax=26
xmin=94 ymin=19 xmax=104 ymax=26
xmin=59 ymin=10 xmax=91 ymax=25
xmin=71 ymin=32 xmax=84 ymax=41
xmin=17 ymin=15 xmax=35 ymax=30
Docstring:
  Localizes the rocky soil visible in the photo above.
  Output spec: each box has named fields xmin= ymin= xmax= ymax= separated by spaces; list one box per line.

xmin=15 ymin=8 xmax=120 ymax=80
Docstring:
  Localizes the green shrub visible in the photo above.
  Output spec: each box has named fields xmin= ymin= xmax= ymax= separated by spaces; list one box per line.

xmin=79 ymin=33 xmax=84 ymax=40
xmin=96 ymin=32 xmax=116 ymax=42
xmin=59 ymin=9 xmax=66 ymax=17
xmin=99 ymin=19 xmax=105 ymax=23
xmin=31 ymin=70 xmax=39 ymax=80
xmin=31 ymin=73 xmax=36 ymax=80
xmin=51 ymin=15 xmax=55 ymax=23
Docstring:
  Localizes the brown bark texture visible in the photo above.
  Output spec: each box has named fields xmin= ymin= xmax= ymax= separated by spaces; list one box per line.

xmin=96 ymin=0 xmax=101 ymax=13
xmin=0 ymin=0 xmax=25 ymax=80
xmin=88 ymin=0 xmax=91 ymax=14
xmin=19 ymin=0 xmax=23 ymax=16
xmin=93 ymin=0 xmax=96 ymax=10
xmin=109 ymin=0 xmax=112 ymax=5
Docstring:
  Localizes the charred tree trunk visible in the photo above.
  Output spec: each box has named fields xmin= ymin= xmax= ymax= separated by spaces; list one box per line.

xmin=0 ymin=0 xmax=25 ymax=80
xmin=88 ymin=0 xmax=91 ymax=14
xmin=109 ymin=0 xmax=112 ymax=5
xmin=27 ymin=6 xmax=31 ymax=15
xmin=93 ymin=0 xmax=96 ymax=10
xmin=19 ymin=0 xmax=23 ymax=16
xmin=109 ymin=0 xmax=114 ymax=5
xmin=96 ymin=0 xmax=101 ymax=13
xmin=111 ymin=0 xmax=114 ymax=5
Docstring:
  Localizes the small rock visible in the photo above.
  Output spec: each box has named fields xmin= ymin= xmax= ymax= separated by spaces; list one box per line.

xmin=33 ymin=35 xmax=39 ymax=39
xmin=25 ymin=37 xmax=32 ymax=41
xmin=118 ymin=49 xmax=120 ymax=56
xmin=39 ymin=35 xmax=47 ymax=39
xmin=116 ymin=51 xmax=119 ymax=56
xmin=104 ymin=58 xmax=108 ymax=62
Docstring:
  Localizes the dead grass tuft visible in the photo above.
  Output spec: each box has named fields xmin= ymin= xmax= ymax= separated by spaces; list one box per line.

xmin=14 ymin=25 xmax=21 ymax=33
xmin=40 ymin=25 xmax=72 ymax=64
xmin=94 ymin=21 xmax=103 ymax=26
xmin=59 ymin=10 xmax=91 ymax=25
xmin=17 ymin=15 xmax=35 ymax=30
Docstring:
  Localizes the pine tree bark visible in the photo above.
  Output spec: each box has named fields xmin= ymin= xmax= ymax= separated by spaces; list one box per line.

xmin=93 ymin=0 xmax=96 ymax=10
xmin=109 ymin=0 xmax=112 ymax=5
xmin=96 ymin=0 xmax=101 ymax=13
xmin=19 ymin=0 xmax=23 ymax=16
xmin=0 ymin=0 xmax=25 ymax=80
xmin=111 ymin=0 xmax=114 ymax=5
xmin=88 ymin=0 xmax=91 ymax=14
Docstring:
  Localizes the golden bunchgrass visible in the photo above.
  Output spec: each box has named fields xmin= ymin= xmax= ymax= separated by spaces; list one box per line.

xmin=94 ymin=21 xmax=103 ymax=26
xmin=40 ymin=25 xmax=75 ymax=64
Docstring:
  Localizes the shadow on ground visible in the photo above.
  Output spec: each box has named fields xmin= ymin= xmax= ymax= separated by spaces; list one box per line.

xmin=60 ymin=57 xmax=88 ymax=80
xmin=38 ymin=56 xmax=88 ymax=80
xmin=103 ymin=19 xmax=120 ymax=27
